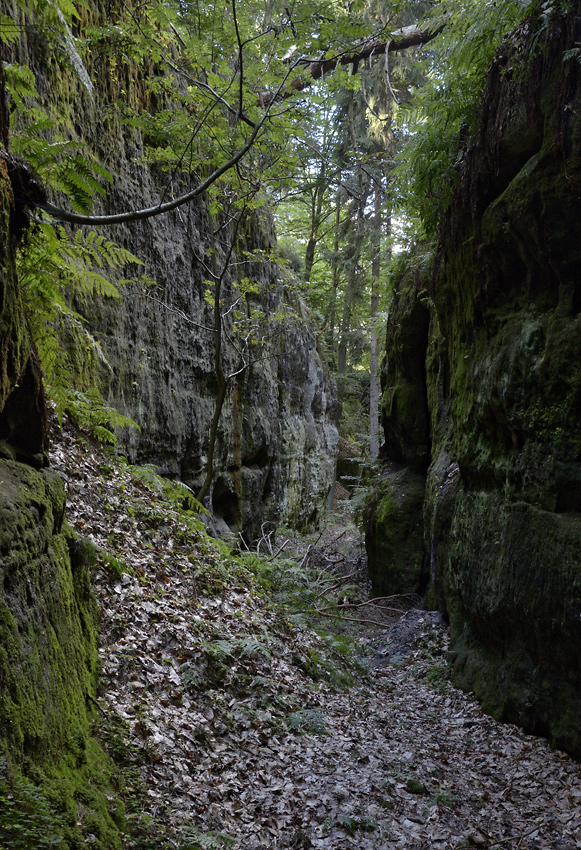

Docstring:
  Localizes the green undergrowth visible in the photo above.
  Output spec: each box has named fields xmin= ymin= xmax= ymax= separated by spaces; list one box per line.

xmin=0 ymin=740 xmax=126 ymax=850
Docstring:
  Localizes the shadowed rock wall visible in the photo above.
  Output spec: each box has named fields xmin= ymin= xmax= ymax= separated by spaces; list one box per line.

xmin=3 ymin=0 xmax=339 ymax=538
xmin=369 ymin=3 xmax=581 ymax=757
xmin=0 ymin=106 xmax=123 ymax=845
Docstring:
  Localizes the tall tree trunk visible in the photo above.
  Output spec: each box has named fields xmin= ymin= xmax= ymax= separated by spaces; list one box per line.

xmin=369 ymin=198 xmax=392 ymax=459
xmin=326 ymin=183 xmax=342 ymax=357
xmin=369 ymin=186 xmax=382 ymax=460
xmin=196 ymin=252 xmax=227 ymax=505
xmin=336 ymin=200 xmax=364 ymax=398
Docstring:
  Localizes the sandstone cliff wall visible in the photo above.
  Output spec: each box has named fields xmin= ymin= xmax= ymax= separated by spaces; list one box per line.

xmin=3 ymin=0 xmax=339 ymax=538
xmin=0 ymin=115 xmax=124 ymax=846
xmin=369 ymin=3 xmax=581 ymax=757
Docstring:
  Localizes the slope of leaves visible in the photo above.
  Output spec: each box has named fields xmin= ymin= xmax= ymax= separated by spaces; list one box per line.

xmin=48 ymin=418 xmax=581 ymax=850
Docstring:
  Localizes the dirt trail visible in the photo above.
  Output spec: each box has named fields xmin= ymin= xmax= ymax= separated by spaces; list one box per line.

xmin=51 ymin=425 xmax=581 ymax=849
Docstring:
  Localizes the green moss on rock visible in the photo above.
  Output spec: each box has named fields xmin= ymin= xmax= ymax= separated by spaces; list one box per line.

xmin=0 ymin=459 xmax=125 ymax=847
xmin=364 ymin=466 xmax=427 ymax=597
xmin=426 ymin=4 xmax=581 ymax=757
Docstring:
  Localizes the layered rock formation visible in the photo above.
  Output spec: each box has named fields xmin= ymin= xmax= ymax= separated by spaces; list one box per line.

xmin=369 ymin=5 xmax=581 ymax=756
xmin=0 ymin=128 xmax=123 ymax=846
xmin=5 ymin=0 xmax=338 ymax=539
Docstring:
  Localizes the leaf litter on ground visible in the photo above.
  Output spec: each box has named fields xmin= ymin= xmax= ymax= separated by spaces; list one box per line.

xmin=49 ymin=419 xmax=581 ymax=850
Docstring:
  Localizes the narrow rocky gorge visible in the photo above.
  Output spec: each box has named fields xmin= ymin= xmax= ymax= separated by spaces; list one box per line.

xmin=0 ymin=0 xmax=581 ymax=847
xmin=366 ymin=4 xmax=581 ymax=758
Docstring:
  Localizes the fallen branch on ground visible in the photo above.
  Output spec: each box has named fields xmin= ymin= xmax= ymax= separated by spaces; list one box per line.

xmin=312 ymin=604 xmax=395 ymax=630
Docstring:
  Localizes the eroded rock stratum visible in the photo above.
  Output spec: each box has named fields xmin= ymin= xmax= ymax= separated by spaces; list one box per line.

xmin=368 ymin=5 xmax=581 ymax=756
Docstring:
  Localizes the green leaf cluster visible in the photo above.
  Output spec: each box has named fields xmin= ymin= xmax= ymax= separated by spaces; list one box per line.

xmin=0 ymin=759 xmax=64 ymax=849
xmin=392 ymin=0 xmax=533 ymax=237
xmin=18 ymin=220 xmax=141 ymax=438
xmin=128 ymin=463 xmax=209 ymax=515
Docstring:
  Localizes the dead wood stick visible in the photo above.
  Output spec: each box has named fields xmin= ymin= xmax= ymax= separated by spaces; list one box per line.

xmin=336 ymin=594 xmax=418 ymax=609
xmin=313 ymin=604 xmax=393 ymax=630
xmin=485 ymin=822 xmax=547 ymax=848
xmin=326 ymin=528 xmax=348 ymax=546
xmin=299 ymin=544 xmax=312 ymax=569
xmin=87 ymin=694 xmax=107 ymax=718
xmin=266 ymin=539 xmax=289 ymax=561
xmin=314 ymin=571 xmax=362 ymax=600
xmin=337 ymin=602 xmax=407 ymax=616
xmin=238 ymin=532 xmax=250 ymax=551
xmin=317 ymin=570 xmax=359 ymax=585
xmin=315 ymin=580 xmax=344 ymax=600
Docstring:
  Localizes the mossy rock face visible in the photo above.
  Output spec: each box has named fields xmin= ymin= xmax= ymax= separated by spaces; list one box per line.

xmin=0 ymin=154 xmax=47 ymax=468
xmin=425 ymin=6 xmax=581 ymax=756
xmin=444 ymin=491 xmax=581 ymax=758
xmin=0 ymin=459 xmax=124 ymax=847
xmin=381 ymin=262 xmax=431 ymax=473
xmin=3 ymin=2 xmax=339 ymax=539
xmin=370 ymin=6 xmax=581 ymax=756
xmin=365 ymin=465 xmax=427 ymax=597
xmin=0 ymin=459 xmax=98 ymax=756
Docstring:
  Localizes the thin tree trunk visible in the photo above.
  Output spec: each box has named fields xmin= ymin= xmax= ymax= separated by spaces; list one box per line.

xmin=326 ymin=183 xmax=342 ymax=356
xmin=196 ymin=211 xmax=242 ymax=505
xmin=369 ymin=187 xmax=382 ymax=460
xmin=336 ymin=210 xmax=364 ymax=397
xmin=304 ymin=163 xmax=326 ymax=282
xmin=197 ymin=253 xmax=227 ymax=505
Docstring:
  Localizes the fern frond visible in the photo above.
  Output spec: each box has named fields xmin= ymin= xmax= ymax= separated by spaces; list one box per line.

xmin=64 ymin=388 xmax=140 ymax=445
xmin=129 ymin=464 xmax=210 ymax=515
xmin=0 ymin=18 xmax=23 ymax=45
xmin=179 ymin=827 xmax=234 ymax=850
xmin=287 ymin=708 xmax=326 ymax=735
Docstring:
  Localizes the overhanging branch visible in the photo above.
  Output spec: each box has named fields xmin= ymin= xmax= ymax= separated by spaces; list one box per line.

xmin=25 ymin=60 xmax=300 ymax=226
xmin=259 ymin=20 xmax=446 ymax=103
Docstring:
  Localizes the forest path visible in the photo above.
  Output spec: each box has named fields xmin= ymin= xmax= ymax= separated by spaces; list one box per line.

xmin=50 ymin=424 xmax=581 ymax=850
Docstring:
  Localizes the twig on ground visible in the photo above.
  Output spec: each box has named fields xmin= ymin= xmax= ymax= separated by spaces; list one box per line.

xmin=88 ymin=694 xmax=107 ymax=718
xmin=314 ymin=571 xmax=362 ymax=600
xmin=312 ymin=604 xmax=394 ymax=630
xmin=337 ymin=601 xmax=408 ymax=616
xmin=484 ymin=822 xmax=546 ymax=848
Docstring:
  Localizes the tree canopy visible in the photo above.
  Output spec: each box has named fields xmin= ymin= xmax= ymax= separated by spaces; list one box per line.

xmin=1 ymin=0 xmax=536 ymax=446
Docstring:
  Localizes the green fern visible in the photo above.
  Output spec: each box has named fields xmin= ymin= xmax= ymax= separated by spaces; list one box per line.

xmin=179 ymin=827 xmax=234 ymax=850
xmin=286 ymin=708 xmax=326 ymax=735
xmin=65 ymin=389 xmax=139 ymax=446
xmin=201 ymin=634 xmax=270 ymax=662
xmin=0 ymin=759 xmax=65 ymax=849
xmin=129 ymin=464 xmax=209 ymax=515
xmin=17 ymin=220 xmax=143 ymax=430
